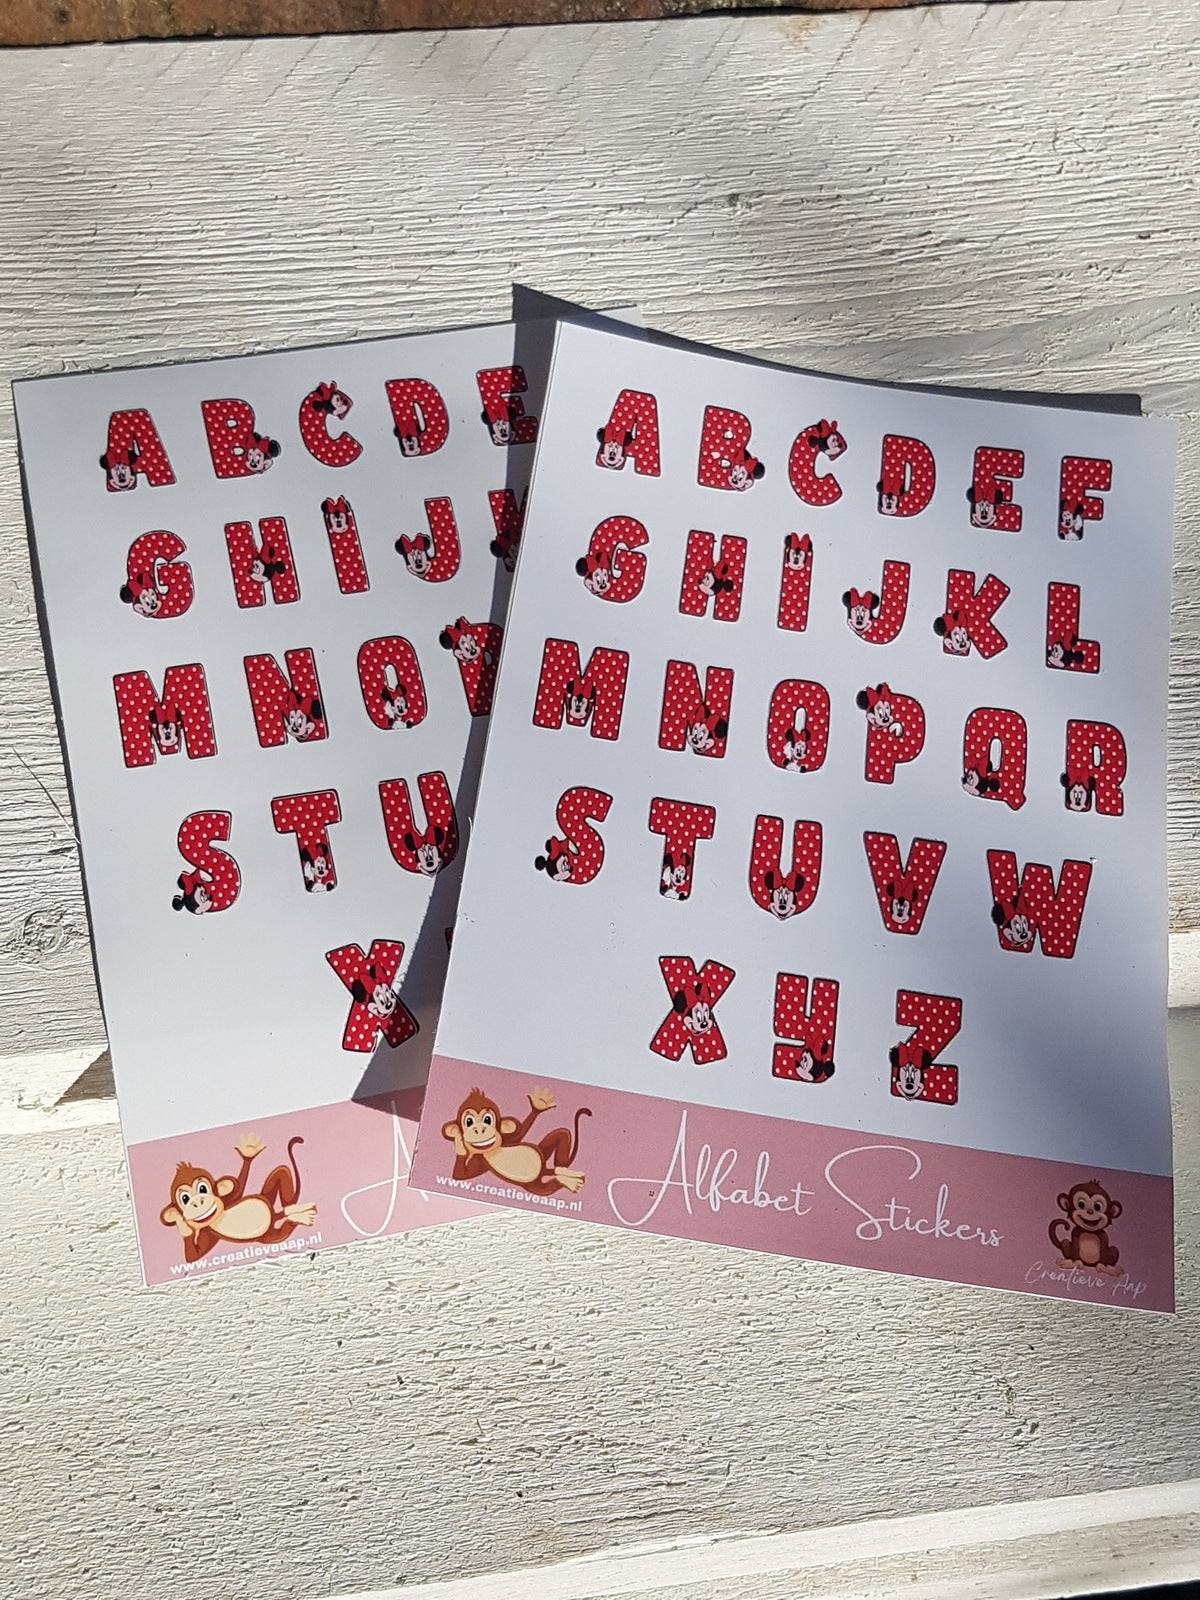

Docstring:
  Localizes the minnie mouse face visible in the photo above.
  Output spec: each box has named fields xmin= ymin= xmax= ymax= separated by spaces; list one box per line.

xmin=895 ymin=1058 xmax=925 ymax=1098
xmin=576 ymin=548 xmax=615 ymax=597
xmin=783 ymin=536 xmax=808 ymax=572
xmin=935 ymin=609 xmax=971 ymax=655
xmin=397 ymin=534 xmax=433 ymax=577
xmin=674 ymin=991 xmax=713 ymax=1034
xmin=782 ymin=726 xmax=808 ymax=770
xmin=764 ymin=869 xmax=799 ymax=920
xmin=405 ymin=827 xmax=446 ymax=876
xmin=490 ymin=531 xmax=519 ymax=572
xmin=350 ymin=966 xmax=397 ymax=1018
xmin=100 ymin=447 xmax=138 ymax=491
xmin=249 ymin=549 xmax=284 ymax=584
xmin=728 ymin=461 xmax=758 ymax=491
xmin=439 ymin=622 xmax=487 ymax=666
xmin=992 ymin=901 xmax=1034 ymax=948
xmin=877 ymin=482 xmax=901 ymax=516
xmin=120 ymin=575 xmax=160 ymax=616
xmin=843 ymin=590 xmax=879 ymax=636
xmin=596 ymin=427 xmax=633 ymax=469
xmin=887 ymin=884 xmax=912 ymax=924
xmin=795 ymin=1044 xmax=835 ymax=1083
xmin=698 ymin=565 xmax=733 ymax=599
xmin=962 ymin=762 xmax=999 ymax=797
xmin=1059 ymin=500 xmax=1085 ymax=541
xmin=1006 ymin=912 xmax=1032 ymax=946
xmin=301 ymin=848 xmax=334 ymax=892
xmin=660 ymin=851 xmax=691 ymax=899
xmin=564 ymin=680 xmax=594 ymax=723
xmin=369 ymin=983 xmax=396 ymax=1018
xmin=484 ymin=412 xmax=512 ymax=445
xmin=311 ymin=383 xmax=352 ymax=420
xmin=860 ymin=693 xmax=898 ymax=732
xmin=686 ymin=718 xmax=718 ymax=753
xmin=1047 ymin=638 xmax=1083 ymax=670
xmin=347 ymin=962 xmax=399 ymax=1015
xmin=172 ymin=875 xmax=213 ymax=915
xmin=966 ymin=486 xmax=997 ymax=528
xmin=150 ymin=709 xmax=180 ymax=753
xmin=381 ymin=684 xmax=412 ymax=726
xmin=395 ymin=430 xmax=421 ymax=458
xmin=243 ymin=438 xmax=279 ymax=474
xmin=1062 ymin=774 xmax=1092 ymax=812
xmin=284 ymin=698 xmax=321 ymax=740
xmin=323 ymin=500 xmax=350 ymax=534
xmin=535 ymin=839 xmax=573 ymax=881
xmin=583 ymin=561 xmax=611 ymax=596
xmin=823 ymin=428 xmax=846 ymax=460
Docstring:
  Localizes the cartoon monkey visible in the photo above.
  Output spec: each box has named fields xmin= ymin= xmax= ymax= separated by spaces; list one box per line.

xmin=159 ymin=1133 xmax=316 ymax=1263
xmin=1049 ymin=1179 xmax=1122 ymax=1274
xmin=442 ymin=1087 xmax=591 ymax=1197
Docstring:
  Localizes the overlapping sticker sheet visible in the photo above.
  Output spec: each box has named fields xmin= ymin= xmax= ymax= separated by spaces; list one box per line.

xmin=15 ymin=310 xmax=626 ymax=1284
xmin=412 ymin=320 xmax=1177 ymax=1311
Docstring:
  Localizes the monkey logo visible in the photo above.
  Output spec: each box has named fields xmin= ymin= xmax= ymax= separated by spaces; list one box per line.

xmin=443 ymin=1086 xmax=591 ymax=1197
xmin=1049 ymin=1179 xmax=1124 ymax=1275
xmin=160 ymin=1132 xmax=316 ymax=1264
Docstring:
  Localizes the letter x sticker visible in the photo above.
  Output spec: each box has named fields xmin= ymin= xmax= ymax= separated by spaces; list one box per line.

xmin=325 ymin=939 xmax=418 ymax=1051
xmin=650 ymin=955 xmax=736 ymax=1064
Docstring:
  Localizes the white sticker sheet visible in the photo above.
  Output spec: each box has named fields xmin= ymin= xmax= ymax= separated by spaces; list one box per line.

xmin=414 ymin=320 xmax=1176 ymax=1312
xmin=15 ymin=308 xmax=632 ymax=1282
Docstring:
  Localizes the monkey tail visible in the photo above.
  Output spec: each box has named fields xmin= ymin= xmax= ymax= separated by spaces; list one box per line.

xmin=1049 ymin=1217 xmax=1070 ymax=1255
xmin=569 ymin=1107 xmax=593 ymax=1165
xmin=287 ymin=1136 xmax=304 ymax=1203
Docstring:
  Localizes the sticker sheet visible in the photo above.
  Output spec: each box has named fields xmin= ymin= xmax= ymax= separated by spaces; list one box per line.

xmin=412 ymin=320 xmax=1177 ymax=1311
xmin=15 ymin=309 xmax=628 ymax=1284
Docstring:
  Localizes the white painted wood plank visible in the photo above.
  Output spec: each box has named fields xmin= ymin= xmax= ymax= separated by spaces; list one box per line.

xmin=341 ymin=1480 xmax=1200 ymax=1599
xmin=2 ymin=8 xmax=1199 ymax=1599
xmin=0 ymin=0 xmax=1198 ymax=1057
xmin=2 ymin=1005 xmax=1198 ymax=1600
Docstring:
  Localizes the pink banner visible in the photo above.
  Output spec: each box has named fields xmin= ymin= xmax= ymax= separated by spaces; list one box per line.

xmin=411 ymin=1057 xmax=1173 ymax=1312
xmin=128 ymin=1089 xmax=485 ymax=1285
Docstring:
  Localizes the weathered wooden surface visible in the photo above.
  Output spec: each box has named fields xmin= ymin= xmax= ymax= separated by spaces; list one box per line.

xmin=2 ymin=1007 xmax=1198 ymax=1599
xmin=1 ymin=7 xmax=1198 ymax=1598
xmin=1 ymin=1 xmax=1198 ymax=1058
xmin=0 ymin=0 xmax=942 ymax=51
